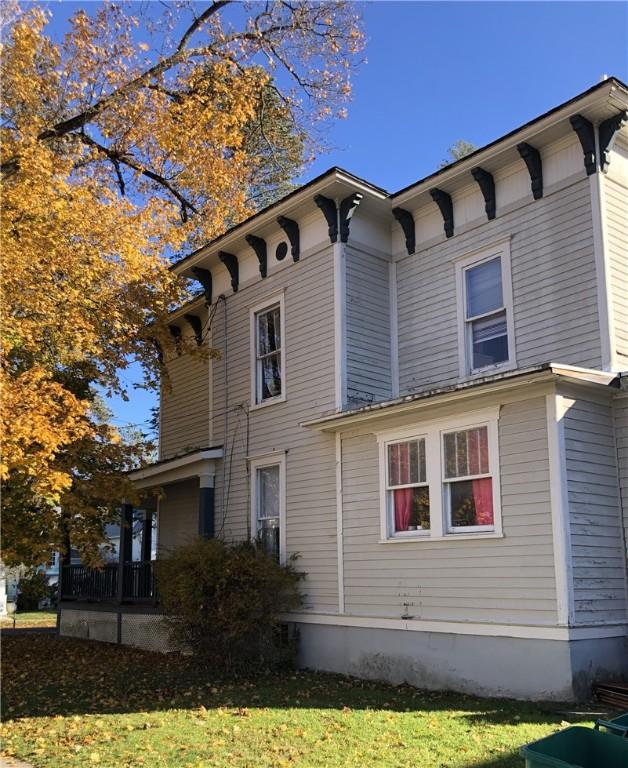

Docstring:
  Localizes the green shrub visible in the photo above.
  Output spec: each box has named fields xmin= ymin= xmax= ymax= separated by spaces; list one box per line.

xmin=155 ymin=538 xmax=303 ymax=672
xmin=17 ymin=569 xmax=51 ymax=611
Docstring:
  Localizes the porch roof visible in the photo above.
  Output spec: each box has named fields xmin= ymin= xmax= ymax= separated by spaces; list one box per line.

xmin=128 ymin=447 xmax=223 ymax=489
xmin=301 ymin=363 xmax=619 ymax=432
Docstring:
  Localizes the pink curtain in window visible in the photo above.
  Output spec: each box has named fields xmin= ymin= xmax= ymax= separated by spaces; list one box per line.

xmin=394 ymin=488 xmax=413 ymax=531
xmin=472 ymin=478 xmax=494 ymax=525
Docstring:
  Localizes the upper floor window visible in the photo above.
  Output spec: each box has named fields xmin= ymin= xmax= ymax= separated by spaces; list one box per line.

xmin=456 ymin=241 xmax=515 ymax=376
xmin=250 ymin=294 xmax=286 ymax=407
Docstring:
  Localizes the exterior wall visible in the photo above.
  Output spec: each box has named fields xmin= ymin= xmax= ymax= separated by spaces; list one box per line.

xmin=210 ymin=243 xmax=340 ymax=612
xmin=295 ymin=622 xmax=627 ymax=701
xmin=612 ymin=391 xmax=628 ymax=572
xmin=160 ymin=320 xmax=211 ymax=461
xmin=562 ymin=392 xmax=628 ymax=624
xmin=604 ymin=133 xmax=628 ymax=370
xmin=345 ymin=244 xmax=392 ymax=407
xmin=396 ymin=175 xmax=602 ymax=394
xmin=157 ymin=478 xmax=200 ymax=552
xmin=339 ymin=390 xmax=558 ymax=626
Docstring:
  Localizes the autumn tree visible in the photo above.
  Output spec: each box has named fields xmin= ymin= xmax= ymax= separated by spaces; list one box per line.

xmin=0 ymin=1 xmax=364 ymax=566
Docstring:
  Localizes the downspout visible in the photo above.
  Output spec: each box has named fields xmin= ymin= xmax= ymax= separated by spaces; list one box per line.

xmin=219 ymin=295 xmax=228 ymax=518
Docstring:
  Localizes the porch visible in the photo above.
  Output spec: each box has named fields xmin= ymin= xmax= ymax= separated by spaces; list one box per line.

xmin=58 ymin=447 xmax=223 ymax=646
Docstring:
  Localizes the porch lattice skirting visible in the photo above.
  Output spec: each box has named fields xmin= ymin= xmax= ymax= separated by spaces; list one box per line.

xmin=59 ymin=606 xmax=174 ymax=653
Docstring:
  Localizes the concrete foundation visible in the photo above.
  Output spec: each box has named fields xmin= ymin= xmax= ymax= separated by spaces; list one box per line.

xmin=295 ymin=622 xmax=628 ymax=702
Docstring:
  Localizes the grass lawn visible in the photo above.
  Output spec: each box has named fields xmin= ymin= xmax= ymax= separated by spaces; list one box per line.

xmin=0 ymin=610 xmax=57 ymax=628
xmin=0 ymin=634 xmax=603 ymax=768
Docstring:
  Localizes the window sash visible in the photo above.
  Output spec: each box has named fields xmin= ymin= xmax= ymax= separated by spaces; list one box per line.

xmin=255 ymin=304 xmax=283 ymax=403
xmin=464 ymin=257 xmax=503 ymax=320
xmin=386 ymin=438 xmax=426 ymax=489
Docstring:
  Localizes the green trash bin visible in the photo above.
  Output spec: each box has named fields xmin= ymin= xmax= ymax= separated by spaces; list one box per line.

xmin=595 ymin=713 xmax=628 ymax=738
xmin=520 ymin=725 xmax=628 ymax=767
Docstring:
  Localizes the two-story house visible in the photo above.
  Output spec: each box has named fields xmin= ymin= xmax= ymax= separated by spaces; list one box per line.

xmin=59 ymin=77 xmax=628 ymax=701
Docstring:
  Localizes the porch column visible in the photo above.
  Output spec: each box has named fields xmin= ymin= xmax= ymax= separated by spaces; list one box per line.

xmin=198 ymin=473 xmax=215 ymax=538
xmin=117 ymin=502 xmax=133 ymax=644
xmin=141 ymin=510 xmax=153 ymax=562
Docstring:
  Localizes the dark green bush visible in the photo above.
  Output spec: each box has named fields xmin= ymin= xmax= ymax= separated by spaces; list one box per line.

xmin=155 ymin=538 xmax=303 ymax=672
xmin=17 ymin=569 xmax=51 ymax=611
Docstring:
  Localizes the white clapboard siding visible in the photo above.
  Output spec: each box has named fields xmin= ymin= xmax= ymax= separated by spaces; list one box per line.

xmin=340 ymin=396 xmax=558 ymax=625
xmin=397 ymin=177 xmax=600 ymax=394
xmin=160 ymin=349 xmax=210 ymax=460
xmin=209 ymin=245 xmax=340 ymax=612
xmin=345 ymin=246 xmax=392 ymax=406
xmin=157 ymin=478 xmax=200 ymax=552
xmin=613 ymin=394 xmax=628 ymax=572
xmin=604 ymin=175 xmax=628 ymax=368
xmin=563 ymin=396 xmax=628 ymax=624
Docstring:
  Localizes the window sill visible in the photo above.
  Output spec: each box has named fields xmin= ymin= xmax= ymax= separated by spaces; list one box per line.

xmin=466 ymin=360 xmax=517 ymax=379
xmin=249 ymin=394 xmax=287 ymax=412
xmin=379 ymin=532 xmax=504 ymax=544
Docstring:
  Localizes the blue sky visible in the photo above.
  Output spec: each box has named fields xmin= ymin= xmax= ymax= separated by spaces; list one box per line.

xmin=44 ymin=1 xmax=628 ymax=435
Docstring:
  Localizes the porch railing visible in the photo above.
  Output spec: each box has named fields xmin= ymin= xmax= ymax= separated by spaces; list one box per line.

xmin=60 ymin=561 xmax=156 ymax=604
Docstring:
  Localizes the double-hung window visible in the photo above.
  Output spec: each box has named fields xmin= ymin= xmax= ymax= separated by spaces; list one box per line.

xmin=378 ymin=409 xmax=501 ymax=541
xmin=250 ymin=453 xmax=286 ymax=562
xmin=456 ymin=241 xmax=515 ymax=376
xmin=443 ymin=425 xmax=494 ymax=532
xmin=250 ymin=294 xmax=285 ymax=407
xmin=386 ymin=438 xmax=430 ymax=535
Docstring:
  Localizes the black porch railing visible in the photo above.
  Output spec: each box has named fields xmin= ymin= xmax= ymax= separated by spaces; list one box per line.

xmin=60 ymin=561 xmax=156 ymax=604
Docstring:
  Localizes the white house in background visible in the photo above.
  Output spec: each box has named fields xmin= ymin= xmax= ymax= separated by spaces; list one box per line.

xmin=59 ymin=77 xmax=628 ymax=701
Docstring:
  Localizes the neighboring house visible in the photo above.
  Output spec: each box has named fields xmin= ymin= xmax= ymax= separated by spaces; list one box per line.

xmin=59 ymin=78 xmax=628 ymax=701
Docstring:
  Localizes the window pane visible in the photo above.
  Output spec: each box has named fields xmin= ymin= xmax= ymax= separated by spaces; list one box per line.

xmin=261 ymin=352 xmax=282 ymax=399
xmin=471 ymin=310 xmax=508 ymax=368
xmin=257 ymin=307 xmax=280 ymax=355
xmin=387 ymin=439 xmax=426 ymax=487
xmin=392 ymin=487 xmax=430 ymax=532
xmin=448 ymin=478 xmax=494 ymax=528
xmin=444 ymin=427 xmax=489 ymax=479
xmin=258 ymin=517 xmax=280 ymax=560
xmin=466 ymin=257 xmax=503 ymax=318
xmin=257 ymin=466 xmax=279 ymax=520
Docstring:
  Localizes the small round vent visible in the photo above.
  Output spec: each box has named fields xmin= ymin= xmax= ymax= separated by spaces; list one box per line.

xmin=275 ymin=241 xmax=288 ymax=261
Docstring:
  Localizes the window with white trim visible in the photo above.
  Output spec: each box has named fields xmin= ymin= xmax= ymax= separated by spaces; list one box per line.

xmin=378 ymin=409 xmax=501 ymax=541
xmin=456 ymin=242 xmax=515 ymax=376
xmin=443 ymin=426 xmax=494 ymax=532
xmin=250 ymin=453 xmax=286 ymax=561
xmin=386 ymin=438 xmax=430 ymax=535
xmin=250 ymin=294 xmax=285 ymax=407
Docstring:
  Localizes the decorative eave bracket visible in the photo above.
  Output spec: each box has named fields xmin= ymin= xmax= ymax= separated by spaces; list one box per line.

xmin=184 ymin=314 xmax=203 ymax=346
xmin=429 ymin=188 xmax=454 ymax=238
xmin=169 ymin=324 xmax=182 ymax=354
xmin=569 ymin=115 xmax=596 ymax=176
xmin=314 ymin=194 xmax=338 ymax=243
xmin=471 ymin=167 xmax=496 ymax=220
xmin=277 ymin=217 xmax=300 ymax=262
xmin=245 ymin=234 xmax=267 ymax=278
xmin=599 ymin=110 xmax=628 ymax=173
xmin=191 ymin=267 xmax=212 ymax=305
xmin=392 ymin=207 xmax=415 ymax=255
xmin=339 ymin=193 xmax=363 ymax=243
xmin=218 ymin=251 xmax=239 ymax=293
xmin=517 ymin=142 xmax=543 ymax=199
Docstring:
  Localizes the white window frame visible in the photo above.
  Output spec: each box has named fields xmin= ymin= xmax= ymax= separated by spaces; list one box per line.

xmin=384 ymin=435 xmax=431 ymax=539
xmin=455 ymin=239 xmax=516 ymax=378
xmin=249 ymin=451 xmax=286 ymax=563
xmin=376 ymin=407 xmax=503 ymax=543
xmin=249 ymin=293 xmax=286 ymax=409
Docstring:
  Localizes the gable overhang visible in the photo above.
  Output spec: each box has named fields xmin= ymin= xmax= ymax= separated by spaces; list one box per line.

xmin=301 ymin=364 xmax=619 ymax=432
xmin=171 ymin=168 xmax=390 ymax=280
xmin=392 ymin=77 xmax=628 ymax=208
xmin=128 ymin=447 xmax=223 ymax=489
